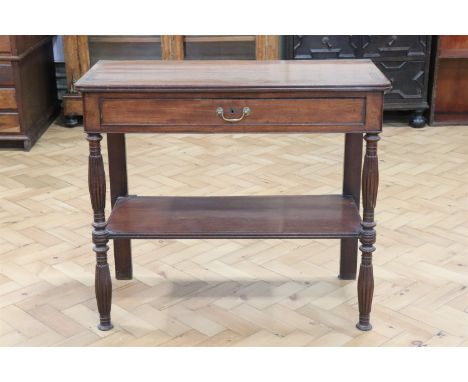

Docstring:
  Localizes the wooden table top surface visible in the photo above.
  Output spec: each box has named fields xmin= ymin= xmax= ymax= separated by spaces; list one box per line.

xmin=75 ymin=60 xmax=391 ymax=92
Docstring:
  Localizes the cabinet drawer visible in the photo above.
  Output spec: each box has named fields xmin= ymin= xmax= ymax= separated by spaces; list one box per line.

xmin=0 ymin=113 xmax=20 ymax=133
xmin=362 ymin=36 xmax=429 ymax=59
xmin=293 ymin=36 xmax=360 ymax=59
xmin=0 ymin=62 xmax=14 ymax=86
xmin=0 ymin=36 xmax=11 ymax=54
xmin=0 ymin=88 xmax=17 ymax=109
xmin=100 ymin=98 xmax=366 ymax=129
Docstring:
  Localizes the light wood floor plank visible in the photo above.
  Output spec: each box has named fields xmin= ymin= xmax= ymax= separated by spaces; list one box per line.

xmin=0 ymin=122 xmax=467 ymax=346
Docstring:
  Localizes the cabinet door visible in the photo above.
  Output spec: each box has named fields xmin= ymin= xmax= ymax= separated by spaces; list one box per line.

xmin=183 ymin=36 xmax=256 ymax=60
xmin=88 ymin=36 xmax=162 ymax=66
xmin=375 ymin=60 xmax=427 ymax=106
xmin=292 ymin=36 xmax=361 ymax=59
xmin=361 ymin=36 xmax=429 ymax=59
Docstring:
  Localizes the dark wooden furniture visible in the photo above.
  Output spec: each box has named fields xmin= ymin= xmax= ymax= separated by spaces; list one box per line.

xmin=0 ymin=36 xmax=59 ymax=150
xmin=430 ymin=35 xmax=468 ymax=125
xmin=63 ymin=35 xmax=280 ymax=127
xmin=76 ymin=60 xmax=390 ymax=332
xmin=285 ymin=35 xmax=432 ymax=127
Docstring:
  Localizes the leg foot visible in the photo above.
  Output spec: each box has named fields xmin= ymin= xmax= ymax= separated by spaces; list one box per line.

xmin=339 ymin=274 xmax=356 ymax=281
xmin=63 ymin=114 xmax=79 ymax=128
xmin=23 ymin=139 xmax=32 ymax=151
xmin=116 ymin=272 xmax=132 ymax=280
xmin=356 ymin=321 xmax=372 ymax=331
xmin=409 ymin=110 xmax=426 ymax=128
xmin=98 ymin=322 xmax=114 ymax=331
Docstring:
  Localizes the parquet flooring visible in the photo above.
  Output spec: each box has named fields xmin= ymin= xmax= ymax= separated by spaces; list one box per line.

xmin=0 ymin=121 xmax=467 ymax=346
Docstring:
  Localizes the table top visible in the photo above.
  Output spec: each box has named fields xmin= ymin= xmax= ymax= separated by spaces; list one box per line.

xmin=75 ymin=60 xmax=391 ymax=93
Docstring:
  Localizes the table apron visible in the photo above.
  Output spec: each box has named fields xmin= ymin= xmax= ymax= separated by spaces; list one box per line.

xmin=82 ymin=92 xmax=384 ymax=134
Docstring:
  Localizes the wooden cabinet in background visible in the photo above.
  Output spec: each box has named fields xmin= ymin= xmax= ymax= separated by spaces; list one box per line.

xmin=430 ymin=36 xmax=468 ymax=125
xmin=0 ymin=36 xmax=59 ymax=150
xmin=285 ymin=35 xmax=433 ymax=127
xmin=62 ymin=35 xmax=280 ymax=127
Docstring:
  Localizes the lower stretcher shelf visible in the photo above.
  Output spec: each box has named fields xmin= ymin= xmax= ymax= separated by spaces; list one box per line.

xmin=106 ymin=195 xmax=361 ymax=239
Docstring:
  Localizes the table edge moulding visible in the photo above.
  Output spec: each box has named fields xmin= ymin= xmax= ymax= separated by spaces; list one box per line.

xmin=76 ymin=59 xmax=390 ymax=332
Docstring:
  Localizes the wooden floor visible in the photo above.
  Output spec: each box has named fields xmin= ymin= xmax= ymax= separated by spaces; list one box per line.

xmin=0 ymin=121 xmax=467 ymax=346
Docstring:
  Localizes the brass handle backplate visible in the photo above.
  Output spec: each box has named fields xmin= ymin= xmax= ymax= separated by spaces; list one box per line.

xmin=216 ymin=107 xmax=251 ymax=123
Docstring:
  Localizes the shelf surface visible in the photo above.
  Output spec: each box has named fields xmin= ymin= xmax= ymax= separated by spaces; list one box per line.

xmin=106 ymin=195 xmax=361 ymax=239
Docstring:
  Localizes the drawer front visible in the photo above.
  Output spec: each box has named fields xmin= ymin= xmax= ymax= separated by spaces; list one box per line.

xmin=376 ymin=60 xmax=427 ymax=103
xmin=0 ymin=88 xmax=17 ymax=109
xmin=100 ymin=98 xmax=366 ymax=129
xmin=63 ymin=94 xmax=83 ymax=116
xmin=0 ymin=113 xmax=20 ymax=133
xmin=362 ymin=35 xmax=429 ymax=59
xmin=293 ymin=36 xmax=361 ymax=59
xmin=0 ymin=36 xmax=11 ymax=54
xmin=0 ymin=62 xmax=14 ymax=86
xmin=439 ymin=36 xmax=468 ymax=52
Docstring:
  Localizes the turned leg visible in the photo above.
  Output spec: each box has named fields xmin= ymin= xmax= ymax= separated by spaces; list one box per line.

xmin=87 ymin=133 xmax=113 ymax=331
xmin=357 ymin=133 xmax=380 ymax=331
xmin=107 ymin=133 xmax=132 ymax=280
xmin=340 ymin=133 xmax=363 ymax=280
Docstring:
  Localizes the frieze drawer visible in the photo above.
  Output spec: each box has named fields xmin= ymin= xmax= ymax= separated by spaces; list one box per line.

xmin=98 ymin=97 xmax=372 ymax=133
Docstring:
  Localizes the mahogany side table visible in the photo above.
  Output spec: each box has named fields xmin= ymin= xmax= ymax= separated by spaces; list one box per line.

xmin=75 ymin=60 xmax=390 ymax=331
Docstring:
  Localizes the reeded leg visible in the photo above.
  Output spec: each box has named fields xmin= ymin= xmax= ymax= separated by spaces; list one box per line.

xmin=87 ymin=133 xmax=113 ymax=331
xmin=357 ymin=133 xmax=380 ymax=331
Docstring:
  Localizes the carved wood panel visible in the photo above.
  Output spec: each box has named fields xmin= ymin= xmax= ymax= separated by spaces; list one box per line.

xmin=291 ymin=35 xmax=430 ymax=60
xmin=361 ymin=35 xmax=429 ymax=59
xmin=289 ymin=35 xmax=432 ymax=121
xmin=292 ymin=35 xmax=361 ymax=59
xmin=375 ymin=60 xmax=426 ymax=102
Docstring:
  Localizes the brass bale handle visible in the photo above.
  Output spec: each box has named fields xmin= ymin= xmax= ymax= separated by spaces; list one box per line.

xmin=216 ymin=106 xmax=251 ymax=123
